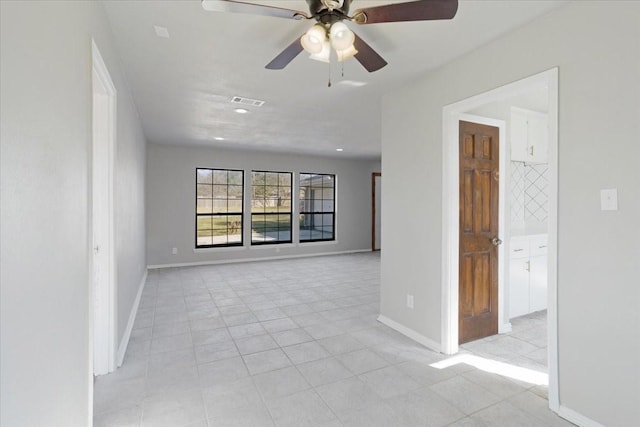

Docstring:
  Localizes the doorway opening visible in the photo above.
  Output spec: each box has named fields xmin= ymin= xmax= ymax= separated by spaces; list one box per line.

xmin=442 ymin=68 xmax=559 ymax=411
xmin=91 ymin=40 xmax=117 ymax=378
xmin=372 ymin=172 xmax=381 ymax=251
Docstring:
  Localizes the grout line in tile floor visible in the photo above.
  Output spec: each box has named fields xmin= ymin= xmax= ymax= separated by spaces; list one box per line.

xmin=94 ymin=253 xmax=572 ymax=427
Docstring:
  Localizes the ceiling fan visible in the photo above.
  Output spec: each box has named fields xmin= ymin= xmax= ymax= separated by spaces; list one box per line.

xmin=202 ymin=0 xmax=458 ymax=73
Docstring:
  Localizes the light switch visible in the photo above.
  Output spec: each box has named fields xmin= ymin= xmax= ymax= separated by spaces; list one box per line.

xmin=600 ymin=189 xmax=618 ymax=211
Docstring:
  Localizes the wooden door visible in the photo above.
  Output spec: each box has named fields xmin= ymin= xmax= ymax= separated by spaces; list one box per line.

xmin=459 ymin=121 xmax=500 ymax=344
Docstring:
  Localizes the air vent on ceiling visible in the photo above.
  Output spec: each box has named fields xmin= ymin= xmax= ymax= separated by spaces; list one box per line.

xmin=231 ymin=96 xmax=265 ymax=107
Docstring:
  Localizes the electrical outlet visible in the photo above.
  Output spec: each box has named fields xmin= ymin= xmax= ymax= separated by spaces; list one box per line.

xmin=600 ymin=189 xmax=618 ymax=211
xmin=172 ymin=247 xmax=178 ymax=255
xmin=407 ymin=294 xmax=414 ymax=309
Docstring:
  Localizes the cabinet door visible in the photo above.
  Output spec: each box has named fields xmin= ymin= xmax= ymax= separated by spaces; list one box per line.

xmin=510 ymin=110 xmax=529 ymax=162
xmin=527 ymin=114 xmax=548 ymax=163
xmin=509 ymin=258 xmax=530 ymax=319
xmin=529 ymin=255 xmax=547 ymax=312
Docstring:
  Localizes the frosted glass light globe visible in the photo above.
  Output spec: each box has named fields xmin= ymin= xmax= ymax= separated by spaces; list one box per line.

xmin=301 ymin=24 xmax=327 ymax=54
xmin=329 ymin=22 xmax=355 ymax=52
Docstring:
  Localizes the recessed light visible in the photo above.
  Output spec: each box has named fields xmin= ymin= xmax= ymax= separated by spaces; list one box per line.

xmin=336 ymin=148 xmax=344 ymax=152
xmin=234 ymin=108 xmax=249 ymax=114
xmin=154 ymin=25 xmax=170 ymax=39
xmin=214 ymin=137 xmax=225 ymax=141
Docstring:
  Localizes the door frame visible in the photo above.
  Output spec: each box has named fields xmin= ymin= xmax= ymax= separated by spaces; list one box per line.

xmin=91 ymin=39 xmax=117 ymax=377
xmin=441 ymin=68 xmax=559 ymax=411
xmin=371 ymin=172 xmax=381 ymax=251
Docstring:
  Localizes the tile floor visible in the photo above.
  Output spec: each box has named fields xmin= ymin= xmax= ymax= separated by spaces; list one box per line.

xmin=94 ymin=253 xmax=573 ymax=427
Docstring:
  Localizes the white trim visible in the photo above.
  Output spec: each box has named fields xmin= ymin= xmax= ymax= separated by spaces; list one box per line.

xmin=148 ymin=248 xmax=370 ymax=269
xmin=91 ymin=39 xmax=117 ymax=377
xmin=377 ymin=315 xmax=440 ymax=352
xmin=500 ymin=322 xmax=512 ymax=333
xmin=116 ymin=270 xmax=147 ymax=367
xmin=558 ymin=406 xmax=605 ymax=427
xmin=546 ymin=70 xmax=560 ymax=413
xmin=441 ymin=68 xmax=559 ymax=411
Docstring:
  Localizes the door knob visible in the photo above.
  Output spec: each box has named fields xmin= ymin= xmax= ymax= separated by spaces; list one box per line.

xmin=491 ymin=237 xmax=502 ymax=246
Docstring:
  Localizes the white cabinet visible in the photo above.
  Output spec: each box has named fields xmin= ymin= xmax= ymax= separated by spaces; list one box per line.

xmin=509 ymin=235 xmax=547 ymax=319
xmin=529 ymin=235 xmax=548 ymax=312
xmin=510 ymin=107 xmax=548 ymax=163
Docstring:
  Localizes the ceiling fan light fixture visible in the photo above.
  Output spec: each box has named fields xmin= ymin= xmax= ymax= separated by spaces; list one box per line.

xmin=301 ymin=24 xmax=327 ymax=55
xmin=309 ymin=40 xmax=331 ymax=63
xmin=329 ymin=22 xmax=355 ymax=52
xmin=336 ymin=44 xmax=358 ymax=62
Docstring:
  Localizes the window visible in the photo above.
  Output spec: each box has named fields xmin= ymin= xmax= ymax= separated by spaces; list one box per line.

xmin=299 ymin=173 xmax=335 ymax=242
xmin=196 ymin=168 xmax=244 ymax=248
xmin=251 ymin=171 xmax=292 ymax=244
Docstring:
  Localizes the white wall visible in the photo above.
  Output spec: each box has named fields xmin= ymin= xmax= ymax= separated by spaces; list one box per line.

xmin=147 ymin=144 xmax=380 ymax=266
xmin=0 ymin=2 xmax=147 ymax=425
xmin=381 ymin=2 xmax=639 ymax=426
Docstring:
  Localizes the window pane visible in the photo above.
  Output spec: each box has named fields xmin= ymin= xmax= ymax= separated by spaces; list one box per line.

xmin=229 ymin=171 xmax=243 ymax=185
xmin=228 ymin=199 xmax=243 ymax=213
xmin=212 ymin=200 xmax=227 ymax=214
xmin=265 ymin=172 xmax=279 ymax=185
xmin=213 ymin=170 xmax=228 ymax=184
xmin=197 ymin=169 xmax=213 ymax=184
xmin=197 ymin=233 xmax=213 ymax=246
xmin=278 ymin=199 xmax=291 ymax=213
xmin=213 ymin=185 xmax=227 ymax=199
xmin=197 ymin=184 xmax=212 ymax=199
xmin=228 ymin=185 xmax=243 ymax=199
xmin=299 ymin=173 xmax=335 ymax=242
xmin=321 ymin=200 xmax=334 ymax=212
xmin=197 ymin=216 xmax=212 ymax=231
xmin=262 ymin=185 xmax=276 ymax=198
xmin=278 ymin=187 xmax=291 ymax=200
xmin=252 ymin=171 xmax=265 ymax=185
xmin=228 ymin=215 xmax=242 ymax=241
xmin=251 ymin=199 xmax=264 ymax=213
xmin=197 ymin=199 xmax=213 ymax=214
xmin=322 ymin=187 xmax=334 ymax=200
xmin=196 ymin=168 xmax=244 ymax=247
xmin=279 ymin=173 xmax=291 ymax=186
xmin=213 ymin=215 xmax=228 ymax=230
xmin=251 ymin=171 xmax=292 ymax=245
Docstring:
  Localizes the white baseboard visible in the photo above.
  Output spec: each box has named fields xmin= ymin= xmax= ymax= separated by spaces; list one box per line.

xmin=558 ymin=405 xmax=605 ymax=427
xmin=377 ymin=314 xmax=441 ymax=353
xmin=499 ymin=322 xmax=512 ymax=334
xmin=116 ymin=269 xmax=147 ymax=367
xmin=148 ymin=249 xmax=372 ymax=269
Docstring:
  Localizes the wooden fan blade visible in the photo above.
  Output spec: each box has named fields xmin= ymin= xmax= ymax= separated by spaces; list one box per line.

xmin=351 ymin=0 xmax=458 ymax=25
xmin=202 ymin=0 xmax=310 ymax=20
xmin=265 ymin=37 xmax=304 ymax=70
xmin=353 ymin=33 xmax=387 ymax=72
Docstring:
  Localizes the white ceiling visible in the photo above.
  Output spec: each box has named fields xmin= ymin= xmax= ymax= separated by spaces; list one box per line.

xmin=102 ymin=0 xmax=566 ymax=159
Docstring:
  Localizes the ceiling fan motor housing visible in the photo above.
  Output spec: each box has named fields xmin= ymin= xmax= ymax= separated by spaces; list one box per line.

xmin=307 ymin=0 xmax=352 ymax=22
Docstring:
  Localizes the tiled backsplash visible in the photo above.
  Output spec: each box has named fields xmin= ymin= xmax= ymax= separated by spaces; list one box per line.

xmin=510 ymin=161 xmax=549 ymax=228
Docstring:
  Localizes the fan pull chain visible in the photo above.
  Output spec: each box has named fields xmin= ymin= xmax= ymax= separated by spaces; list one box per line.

xmin=328 ymin=51 xmax=332 ymax=87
